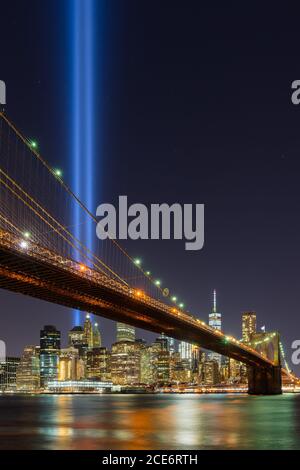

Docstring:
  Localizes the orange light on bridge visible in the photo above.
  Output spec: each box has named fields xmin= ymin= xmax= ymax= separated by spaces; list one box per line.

xmin=79 ymin=264 xmax=87 ymax=272
xmin=135 ymin=290 xmax=144 ymax=298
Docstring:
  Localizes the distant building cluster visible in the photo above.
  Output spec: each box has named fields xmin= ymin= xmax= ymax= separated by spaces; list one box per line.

xmin=0 ymin=292 xmax=259 ymax=393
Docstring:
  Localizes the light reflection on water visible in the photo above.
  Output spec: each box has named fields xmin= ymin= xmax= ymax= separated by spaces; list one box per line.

xmin=0 ymin=393 xmax=300 ymax=449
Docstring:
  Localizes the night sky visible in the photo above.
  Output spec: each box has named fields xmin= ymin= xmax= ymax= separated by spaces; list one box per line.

xmin=1 ymin=1 xmax=300 ymax=374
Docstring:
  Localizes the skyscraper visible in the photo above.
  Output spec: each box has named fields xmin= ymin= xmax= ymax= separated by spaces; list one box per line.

xmin=116 ymin=323 xmax=135 ymax=342
xmin=242 ymin=311 xmax=257 ymax=343
xmin=155 ymin=333 xmax=169 ymax=351
xmin=167 ymin=337 xmax=175 ymax=354
xmin=93 ymin=322 xmax=101 ymax=348
xmin=208 ymin=289 xmax=222 ymax=367
xmin=178 ymin=341 xmax=193 ymax=361
xmin=84 ymin=314 xmax=93 ymax=348
xmin=68 ymin=325 xmax=88 ymax=358
xmin=86 ymin=347 xmax=110 ymax=380
xmin=16 ymin=346 xmax=40 ymax=392
xmin=68 ymin=325 xmax=85 ymax=347
xmin=0 ymin=357 xmax=20 ymax=392
xmin=110 ymin=341 xmax=141 ymax=385
xmin=40 ymin=325 xmax=61 ymax=388
xmin=209 ymin=289 xmax=222 ymax=330
xmin=156 ymin=349 xmax=170 ymax=384
xmin=202 ymin=360 xmax=220 ymax=386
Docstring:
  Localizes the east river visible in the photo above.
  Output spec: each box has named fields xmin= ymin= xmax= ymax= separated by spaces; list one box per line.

xmin=0 ymin=393 xmax=300 ymax=450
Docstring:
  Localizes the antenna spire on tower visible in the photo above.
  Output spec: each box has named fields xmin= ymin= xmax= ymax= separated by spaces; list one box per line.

xmin=213 ymin=289 xmax=217 ymax=313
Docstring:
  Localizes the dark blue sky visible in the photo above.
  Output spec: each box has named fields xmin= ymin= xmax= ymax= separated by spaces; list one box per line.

xmin=1 ymin=1 xmax=300 ymax=373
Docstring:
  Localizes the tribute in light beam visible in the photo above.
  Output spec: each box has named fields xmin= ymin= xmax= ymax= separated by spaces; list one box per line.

xmin=71 ymin=0 xmax=96 ymax=325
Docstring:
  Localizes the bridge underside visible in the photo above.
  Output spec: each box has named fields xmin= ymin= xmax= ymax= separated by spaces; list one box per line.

xmin=0 ymin=245 xmax=281 ymax=394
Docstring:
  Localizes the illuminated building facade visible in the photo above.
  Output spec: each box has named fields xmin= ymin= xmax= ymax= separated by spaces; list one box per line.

xmin=178 ymin=341 xmax=193 ymax=362
xmin=86 ymin=347 xmax=110 ymax=380
xmin=47 ymin=380 xmax=114 ymax=393
xmin=228 ymin=358 xmax=244 ymax=383
xmin=0 ymin=357 xmax=20 ymax=392
xmin=156 ymin=350 xmax=170 ymax=383
xmin=171 ymin=354 xmax=191 ymax=383
xmin=155 ymin=334 xmax=169 ymax=351
xmin=202 ymin=360 xmax=220 ymax=385
xmin=116 ymin=322 xmax=135 ymax=343
xmin=16 ymin=346 xmax=40 ymax=391
xmin=140 ymin=343 xmax=160 ymax=384
xmin=208 ymin=289 xmax=222 ymax=367
xmin=84 ymin=314 xmax=93 ymax=349
xmin=68 ymin=325 xmax=85 ymax=346
xmin=167 ymin=337 xmax=175 ymax=354
xmin=68 ymin=325 xmax=88 ymax=358
xmin=58 ymin=347 xmax=84 ymax=381
xmin=242 ymin=311 xmax=257 ymax=343
xmin=110 ymin=341 xmax=141 ymax=385
xmin=40 ymin=325 xmax=61 ymax=388
xmin=92 ymin=322 xmax=101 ymax=348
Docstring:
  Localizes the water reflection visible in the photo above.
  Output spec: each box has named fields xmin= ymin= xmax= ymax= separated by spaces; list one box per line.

xmin=0 ymin=394 xmax=299 ymax=449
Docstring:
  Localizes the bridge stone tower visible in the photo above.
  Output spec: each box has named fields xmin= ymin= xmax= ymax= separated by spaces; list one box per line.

xmin=247 ymin=331 xmax=282 ymax=395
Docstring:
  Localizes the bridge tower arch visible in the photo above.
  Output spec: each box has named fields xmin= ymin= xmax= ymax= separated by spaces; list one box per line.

xmin=248 ymin=332 xmax=282 ymax=395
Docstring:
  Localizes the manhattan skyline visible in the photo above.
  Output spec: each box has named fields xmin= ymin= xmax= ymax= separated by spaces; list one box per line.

xmin=0 ymin=1 xmax=300 ymax=378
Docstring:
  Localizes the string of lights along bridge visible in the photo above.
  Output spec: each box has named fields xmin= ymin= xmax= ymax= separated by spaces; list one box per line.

xmin=0 ymin=112 xmax=298 ymax=394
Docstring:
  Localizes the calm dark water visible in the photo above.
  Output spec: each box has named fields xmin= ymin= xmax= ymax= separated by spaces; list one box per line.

xmin=0 ymin=393 xmax=300 ymax=450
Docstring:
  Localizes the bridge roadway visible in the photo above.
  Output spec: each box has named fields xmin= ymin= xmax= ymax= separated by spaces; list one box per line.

xmin=0 ymin=229 xmax=278 ymax=370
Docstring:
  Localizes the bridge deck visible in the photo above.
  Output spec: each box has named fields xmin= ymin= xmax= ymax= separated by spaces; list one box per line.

xmin=0 ymin=230 xmax=276 ymax=369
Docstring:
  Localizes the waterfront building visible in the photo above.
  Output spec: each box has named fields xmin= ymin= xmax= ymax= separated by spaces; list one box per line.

xmin=0 ymin=357 xmax=20 ymax=392
xmin=242 ymin=311 xmax=257 ymax=343
xmin=40 ymin=325 xmax=61 ymax=388
xmin=58 ymin=347 xmax=84 ymax=381
xmin=16 ymin=346 xmax=40 ymax=391
xmin=46 ymin=380 xmax=114 ymax=393
xmin=203 ymin=360 xmax=220 ymax=386
xmin=110 ymin=341 xmax=141 ymax=385
xmin=86 ymin=347 xmax=110 ymax=380
xmin=170 ymin=354 xmax=191 ymax=383
xmin=116 ymin=322 xmax=135 ymax=342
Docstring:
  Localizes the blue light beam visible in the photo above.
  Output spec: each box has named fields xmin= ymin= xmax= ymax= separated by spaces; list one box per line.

xmin=71 ymin=0 xmax=96 ymax=326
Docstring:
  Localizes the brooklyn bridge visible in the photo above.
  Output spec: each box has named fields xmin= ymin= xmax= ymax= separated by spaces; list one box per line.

xmin=0 ymin=112 xmax=298 ymax=394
